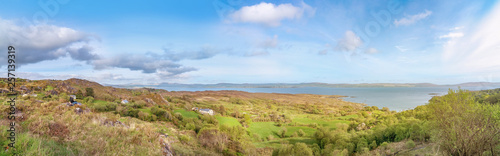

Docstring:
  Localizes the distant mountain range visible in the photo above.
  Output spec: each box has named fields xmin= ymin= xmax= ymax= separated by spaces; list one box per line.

xmin=109 ymin=82 xmax=500 ymax=89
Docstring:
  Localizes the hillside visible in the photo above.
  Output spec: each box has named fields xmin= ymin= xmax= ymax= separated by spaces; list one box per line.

xmin=0 ymin=78 xmax=498 ymax=155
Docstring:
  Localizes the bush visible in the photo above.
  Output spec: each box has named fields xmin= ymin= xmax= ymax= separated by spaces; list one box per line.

xmin=274 ymin=143 xmax=313 ymax=156
xmin=138 ymin=111 xmax=154 ymax=121
xmin=93 ymin=102 xmax=117 ymax=112
xmin=380 ymin=142 xmax=388 ymax=150
xmin=94 ymin=104 xmax=107 ymax=112
xmin=83 ymin=96 xmax=94 ymax=103
xmin=199 ymin=114 xmax=218 ymax=125
xmin=179 ymin=135 xmax=190 ymax=144
xmin=279 ymin=128 xmax=287 ymax=138
xmin=252 ymin=133 xmax=261 ymax=142
xmin=150 ymin=106 xmax=166 ymax=117
xmin=267 ymin=135 xmax=274 ymax=141
xmin=85 ymin=88 xmax=94 ymax=97
xmin=406 ymin=139 xmax=415 ymax=149
xmin=297 ymin=129 xmax=305 ymax=137
xmin=370 ymin=140 xmax=377 ymax=150
xmin=174 ymin=112 xmax=183 ymax=121
xmin=119 ymin=107 xmax=139 ymax=117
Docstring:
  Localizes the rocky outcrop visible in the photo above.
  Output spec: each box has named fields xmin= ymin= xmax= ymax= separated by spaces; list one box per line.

xmin=159 ymin=133 xmax=174 ymax=156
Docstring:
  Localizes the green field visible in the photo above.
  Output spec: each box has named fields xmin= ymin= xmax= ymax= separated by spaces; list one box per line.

xmin=248 ymin=122 xmax=318 ymax=140
xmin=248 ymin=122 xmax=281 ymax=139
xmin=284 ymin=126 xmax=316 ymax=137
xmin=254 ymin=137 xmax=317 ymax=148
xmin=293 ymin=117 xmax=349 ymax=130
xmin=173 ymin=109 xmax=199 ymax=118
xmin=216 ymin=116 xmax=241 ymax=127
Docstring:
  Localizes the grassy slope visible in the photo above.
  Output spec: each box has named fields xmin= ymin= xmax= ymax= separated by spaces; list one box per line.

xmin=173 ymin=109 xmax=199 ymax=118
xmin=0 ymin=78 xmax=371 ymax=155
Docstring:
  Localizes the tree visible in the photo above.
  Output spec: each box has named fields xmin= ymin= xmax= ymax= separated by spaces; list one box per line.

xmin=273 ymin=143 xmax=313 ymax=156
xmin=293 ymin=143 xmax=313 ymax=156
xmin=85 ymin=87 xmax=94 ymax=97
xmin=243 ymin=114 xmax=252 ymax=127
xmin=428 ymin=89 xmax=500 ymax=155
xmin=76 ymin=90 xmax=84 ymax=99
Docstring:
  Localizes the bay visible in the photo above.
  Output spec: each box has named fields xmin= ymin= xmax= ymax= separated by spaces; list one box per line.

xmin=155 ymin=86 xmax=500 ymax=111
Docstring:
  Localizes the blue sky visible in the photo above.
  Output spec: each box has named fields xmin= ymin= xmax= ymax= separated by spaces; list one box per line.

xmin=0 ymin=0 xmax=499 ymax=85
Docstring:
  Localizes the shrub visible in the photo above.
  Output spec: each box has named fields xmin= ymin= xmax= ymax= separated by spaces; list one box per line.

xmin=174 ymin=112 xmax=183 ymax=121
xmin=279 ymin=128 xmax=288 ymax=138
xmin=370 ymin=140 xmax=377 ymax=150
xmin=150 ymin=106 xmax=166 ymax=117
xmin=94 ymin=104 xmax=107 ymax=112
xmin=199 ymin=114 xmax=218 ymax=125
xmin=297 ymin=129 xmax=305 ymax=137
xmin=197 ymin=128 xmax=229 ymax=152
xmin=179 ymin=135 xmax=190 ymax=144
xmin=138 ymin=111 xmax=152 ymax=121
xmin=406 ymin=139 xmax=415 ymax=149
xmin=274 ymin=143 xmax=313 ymax=156
xmin=119 ymin=107 xmax=139 ymax=117
xmin=93 ymin=102 xmax=117 ymax=112
xmin=85 ymin=88 xmax=94 ymax=97
xmin=267 ymin=135 xmax=274 ymax=141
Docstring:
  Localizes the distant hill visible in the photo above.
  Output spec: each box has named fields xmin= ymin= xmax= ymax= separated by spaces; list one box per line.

xmin=110 ymin=82 xmax=500 ymax=89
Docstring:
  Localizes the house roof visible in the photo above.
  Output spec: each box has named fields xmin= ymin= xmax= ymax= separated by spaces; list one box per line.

xmin=200 ymin=109 xmax=212 ymax=112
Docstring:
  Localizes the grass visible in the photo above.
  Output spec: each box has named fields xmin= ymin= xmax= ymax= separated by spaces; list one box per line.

xmin=337 ymin=114 xmax=358 ymax=120
xmin=173 ymin=109 xmax=199 ymax=118
xmin=293 ymin=117 xmax=349 ymax=130
xmin=248 ymin=122 xmax=281 ymax=139
xmin=284 ymin=126 xmax=316 ymax=137
xmin=216 ymin=116 xmax=241 ymax=127
xmin=254 ymin=137 xmax=317 ymax=148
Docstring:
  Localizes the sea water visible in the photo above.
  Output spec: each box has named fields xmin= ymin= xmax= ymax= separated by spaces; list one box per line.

xmin=156 ymin=86 xmax=499 ymax=111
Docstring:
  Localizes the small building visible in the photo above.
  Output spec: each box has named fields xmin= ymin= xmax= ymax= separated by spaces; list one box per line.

xmin=121 ymin=99 xmax=129 ymax=104
xmin=199 ymin=109 xmax=215 ymax=116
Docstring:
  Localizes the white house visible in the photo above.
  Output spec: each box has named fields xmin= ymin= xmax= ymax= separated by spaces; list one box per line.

xmin=192 ymin=107 xmax=214 ymax=115
xmin=121 ymin=99 xmax=129 ymax=104
xmin=199 ymin=109 xmax=214 ymax=116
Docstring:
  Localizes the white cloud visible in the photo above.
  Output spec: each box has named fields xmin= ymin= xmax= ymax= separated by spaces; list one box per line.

xmin=229 ymin=2 xmax=315 ymax=27
xmin=335 ymin=31 xmax=362 ymax=52
xmin=0 ymin=18 xmax=97 ymax=65
xmin=442 ymin=3 xmax=500 ymax=74
xmin=365 ymin=48 xmax=379 ymax=54
xmin=394 ymin=10 xmax=432 ymax=26
xmin=439 ymin=32 xmax=464 ymax=39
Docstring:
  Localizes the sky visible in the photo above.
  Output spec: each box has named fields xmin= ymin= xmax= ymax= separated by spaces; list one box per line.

xmin=0 ymin=0 xmax=499 ymax=85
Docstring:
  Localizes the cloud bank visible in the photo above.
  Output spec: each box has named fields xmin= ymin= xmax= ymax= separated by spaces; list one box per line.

xmin=0 ymin=18 xmax=98 ymax=65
